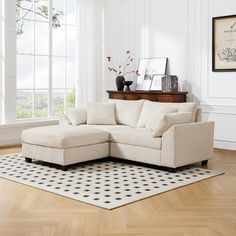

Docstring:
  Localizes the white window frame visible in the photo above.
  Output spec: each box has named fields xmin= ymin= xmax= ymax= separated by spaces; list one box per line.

xmin=2 ymin=0 xmax=16 ymax=123
xmin=0 ymin=0 xmax=77 ymax=124
xmin=16 ymin=0 xmax=77 ymax=121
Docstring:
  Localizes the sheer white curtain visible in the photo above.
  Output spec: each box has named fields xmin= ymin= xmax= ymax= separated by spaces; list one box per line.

xmin=0 ymin=0 xmax=2 ymax=123
xmin=77 ymin=0 xmax=105 ymax=105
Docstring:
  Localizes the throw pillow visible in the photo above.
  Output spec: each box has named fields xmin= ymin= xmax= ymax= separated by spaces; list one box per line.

xmin=87 ymin=103 xmax=117 ymax=125
xmin=137 ymin=100 xmax=163 ymax=128
xmin=65 ymin=107 xmax=87 ymax=126
xmin=146 ymin=107 xmax=178 ymax=130
xmin=107 ymin=99 xmax=144 ymax=127
xmin=152 ymin=112 xmax=192 ymax=137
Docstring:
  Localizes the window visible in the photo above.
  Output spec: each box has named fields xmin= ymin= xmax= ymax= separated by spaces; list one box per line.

xmin=16 ymin=0 xmax=77 ymax=119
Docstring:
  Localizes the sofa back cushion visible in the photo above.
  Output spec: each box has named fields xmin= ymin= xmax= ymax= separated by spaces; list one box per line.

xmin=146 ymin=107 xmax=178 ymax=130
xmin=152 ymin=112 xmax=192 ymax=137
xmin=137 ymin=101 xmax=179 ymax=128
xmin=178 ymin=102 xmax=198 ymax=122
xmin=65 ymin=107 xmax=87 ymax=125
xmin=137 ymin=100 xmax=199 ymax=128
xmin=108 ymin=99 xmax=144 ymax=127
xmin=87 ymin=103 xmax=117 ymax=125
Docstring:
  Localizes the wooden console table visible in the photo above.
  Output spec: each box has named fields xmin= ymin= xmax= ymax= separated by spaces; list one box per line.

xmin=107 ymin=91 xmax=188 ymax=103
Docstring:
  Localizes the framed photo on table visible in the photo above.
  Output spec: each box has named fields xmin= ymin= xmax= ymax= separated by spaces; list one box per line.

xmin=136 ymin=58 xmax=168 ymax=90
xmin=150 ymin=75 xmax=163 ymax=91
xmin=212 ymin=15 xmax=236 ymax=71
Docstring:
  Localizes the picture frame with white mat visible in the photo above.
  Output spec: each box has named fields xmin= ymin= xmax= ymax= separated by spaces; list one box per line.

xmin=136 ymin=58 xmax=168 ymax=90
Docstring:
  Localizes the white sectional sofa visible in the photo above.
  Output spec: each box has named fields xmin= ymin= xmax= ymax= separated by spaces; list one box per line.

xmin=22 ymin=99 xmax=214 ymax=171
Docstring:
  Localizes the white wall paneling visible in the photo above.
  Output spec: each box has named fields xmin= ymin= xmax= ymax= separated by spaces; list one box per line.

xmin=105 ymin=0 xmax=236 ymax=150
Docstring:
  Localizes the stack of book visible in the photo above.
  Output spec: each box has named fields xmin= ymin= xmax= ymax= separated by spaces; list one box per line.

xmin=162 ymin=75 xmax=178 ymax=92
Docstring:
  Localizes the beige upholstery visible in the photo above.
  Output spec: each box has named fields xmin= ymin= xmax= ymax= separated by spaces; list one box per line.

xmin=137 ymin=101 xmax=164 ymax=128
xmin=137 ymin=100 xmax=198 ymax=128
xmin=65 ymin=107 xmax=87 ymax=125
xmin=152 ymin=112 xmax=192 ymax=137
xmin=146 ymin=107 xmax=178 ymax=130
xmin=59 ymin=114 xmax=71 ymax=125
xmin=23 ymin=142 xmax=109 ymax=166
xmin=161 ymin=121 xmax=214 ymax=168
xmin=22 ymin=125 xmax=109 ymax=149
xmin=108 ymin=99 xmax=144 ymax=127
xmin=110 ymin=143 xmax=161 ymax=166
xmin=110 ymin=128 xmax=162 ymax=149
xmin=178 ymin=102 xmax=198 ymax=122
xmin=80 ymin=124 xmax=133 ymax=132
xmin=87 ymin=103 xmax=117 ymax=125
xmin=22 ymin=101 xmax=214 ymax=169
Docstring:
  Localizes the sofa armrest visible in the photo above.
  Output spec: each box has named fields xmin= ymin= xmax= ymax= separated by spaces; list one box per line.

xmin=161 ymin=121 xmax=214 ymax=168
xmin=59 ymin=115 xmax=71 ymax=125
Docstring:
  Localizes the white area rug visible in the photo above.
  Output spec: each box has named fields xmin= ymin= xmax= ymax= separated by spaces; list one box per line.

xmin=0 ymin=153 xmax=223 ymax=209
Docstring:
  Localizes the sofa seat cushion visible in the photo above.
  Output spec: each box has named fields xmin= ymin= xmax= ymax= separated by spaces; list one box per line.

xmin=22 ymin=125 xmax=109 ymax=149
xmin=110 ymin=128 xmax=162 ymax=150
xmin=80 ymin=124 xmax=133 ymax=132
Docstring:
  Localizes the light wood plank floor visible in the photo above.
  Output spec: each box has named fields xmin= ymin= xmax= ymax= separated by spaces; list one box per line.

xmin=0 ymin=146 xmax=235 ymax=236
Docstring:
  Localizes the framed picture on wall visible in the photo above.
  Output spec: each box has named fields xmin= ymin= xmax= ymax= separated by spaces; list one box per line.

xmin=136 ymin=58 xmax=168 ymax=90
xmin=212 ymin=15 xmax=236 ymax=71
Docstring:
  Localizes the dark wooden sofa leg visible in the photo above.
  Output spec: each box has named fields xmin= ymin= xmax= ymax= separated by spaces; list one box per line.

xmin=25 ymin=157 xmax=32 ymax=163
xmin=61 ymin=165 xmax=68 ymax=171
xmin=201 ymin=160 xmax=208 ymax=165
xmin=166 ymin=167 xmax=177 ymax=173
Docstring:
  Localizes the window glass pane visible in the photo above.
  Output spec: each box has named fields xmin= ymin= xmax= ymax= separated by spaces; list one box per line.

xmin=35 ymin=90 xmax=48 ymax=118
xmin=66 ymin=57 xmax=76 ymax=88
xmin=35 ymin=56 xmax=49 ymax=89
xmin=66 ymin=0 xmax=76 ymax=25
xmin=66 ymin=89 xmax=75 ymax=108
xmin=17 ymin=55 xmax=34 ymax=89
xmin=52 ymin=90 xmax=64 ymax=116
xmin=16 ymin=0 xmax=34 ymax=21
xmin=16 ymin=90 xmax=33 ymax=119
xmin=53 ymin=25 xmax=65 ymax=56
xmin=66 ymin=26 xmax=76 ymax=57
xmin=17 ymin=20 xmax=34 ymax=54
xmin=53 ymin=57 xmax=65 ymax=88
xmin=16 ymin=0 xmax=77 ymax=120
xmin=35 ymin=0 xmax=49 ymax=21
xmin=53 ymin=0 xmax=65 ymax=24
xmin=35 ymin=21 xmax=49 ymax=55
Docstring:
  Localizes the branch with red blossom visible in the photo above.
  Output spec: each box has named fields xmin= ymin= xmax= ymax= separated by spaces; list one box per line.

xmin=107 ymin=51 xmax=139 ymax=77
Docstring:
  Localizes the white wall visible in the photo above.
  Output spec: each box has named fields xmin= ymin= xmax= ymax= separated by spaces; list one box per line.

xmin=105 ymin=0 xmax=236 ymax=150
xmin=188 ymin=0 xmax=236 ymax=150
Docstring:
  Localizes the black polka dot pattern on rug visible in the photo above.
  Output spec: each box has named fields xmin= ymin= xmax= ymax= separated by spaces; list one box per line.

xmin=0 ymin=153 xmax=222 ymax=209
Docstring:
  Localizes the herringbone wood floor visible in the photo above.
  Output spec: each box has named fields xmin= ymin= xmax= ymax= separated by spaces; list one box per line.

xmin=0 ymin=146 xmax=235 ymax=236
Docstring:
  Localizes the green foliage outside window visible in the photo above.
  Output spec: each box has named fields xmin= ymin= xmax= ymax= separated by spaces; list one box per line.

xmin=16 ymin=0 xmax=64 ymax=37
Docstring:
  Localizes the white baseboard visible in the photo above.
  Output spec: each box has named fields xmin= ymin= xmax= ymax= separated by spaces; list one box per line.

xmin=0 ymin=139 xmax=21 ymax=147
xmin=214 ymin=140 xmax=236 ymax=151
